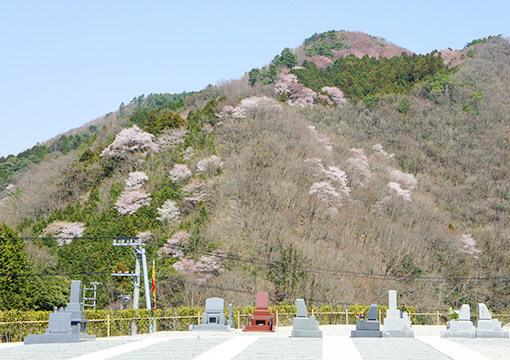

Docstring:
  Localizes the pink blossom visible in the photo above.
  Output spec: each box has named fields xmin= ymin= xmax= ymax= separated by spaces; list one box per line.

xmin=169 ymin=164 xmax=192 ymax=183
xmin=157 ymin=199 xmax=180 ymax=222
xmin=239 ymin=96 xmax=280 ymax=110
xmin=41 ymin=221 xmax=86 ymax=246
xmin=136 ymin=231 xmax=152 ymax=244
xmin=125 ymin=171 xmax=149 ymax=191
xmin=387 ymin=182 xmax=411 ymax=201
xmin=460 ymin=234 xmax=481 ymax=257
xmin=322 ymin=86 xmax=347 ymax=104
xmin=196 ymin=155 xmax=222 ymax=175
xmin=346 ymin=148 xmax=371 ymax=184
xmin=325 ymin=166 xmax=350 ymax=196
xmin=389 ymin=169 xmax=417 ymax=191
xmin=101 ymin=126 xmax=156 ymax=158
xmin=173 ymin=258 xmax=200 ymax=275
xmin=115 ymin=190 xmax=151 ymax=215
xmin=309 ymin=181 xmax=343 ymax=208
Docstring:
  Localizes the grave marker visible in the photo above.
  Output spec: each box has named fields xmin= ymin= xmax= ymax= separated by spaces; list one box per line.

xmin=351 ymin=304 xmax=382 ymax=338
xmin=441 ymin=304 xmax=475 ymax=338
xmin=291 ymin=299 xmax=322 ymax=338
xmin=24 ymin=280 xmax=95 ymax=344
xmin=475 ymin=303 xmax=509 ymax=338
xmin=382 ymin=290 xmax=414 ymax=337
xmin=189 ymin=297 xmax=233 ymax=331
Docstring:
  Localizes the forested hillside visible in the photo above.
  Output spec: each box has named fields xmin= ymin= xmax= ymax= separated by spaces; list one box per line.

xmin=1 ymin=31 xmax=509 ymax=313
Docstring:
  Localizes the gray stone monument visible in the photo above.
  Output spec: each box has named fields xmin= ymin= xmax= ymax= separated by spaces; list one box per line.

xmin=441 ymin=304 xmax=475 ymax=338
xmin=351 ymin=304 xmax=382 ymax=338
xmin=189 ymin=297 xmax=232 ymax=331
xmin=382 ymin=290 xmax=414 ymax=337
xmin=475 ymin=303 xmax=509 ymax=338
xmin=24 ymin=280 xmax=96 ymax=344
xmin=291 ymin=299 xmax=322 ymax=338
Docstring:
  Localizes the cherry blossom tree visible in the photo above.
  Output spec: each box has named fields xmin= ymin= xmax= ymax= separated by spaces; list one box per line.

xmin=460 ymin=234 xmax=481 ymax=257
xmin=346 ymin=148 xmax=371 ymax=186
xmin=324 ymin=166 xmax=350 ymax=197
xmin=41 ymin=221 xmax=86 ymax=246
xmin=157 ymin=199 xmax=180 ymax=223
xmin=387 ymin=182 xmax=411 ymax=201
xmin=101 ymin=125 xmax=156 ymax=158
xmin=169 ymin=164 xmax=192 ymax=183
xmin=389 ymin=169 xmax=417 ymax=191
xmin=115 ymin=189 xmax=151 ymax=215
xmin=322 ymin=86 xmax=348 ymax=104
xmin=158 ymin=230 xmax=191 ymax=257
xmin=309 ymin=181 xmax=343 ymax=209
xmin=196 ymin=155 xmax=222 ymax=176
xmin=125 ymin=171 xmax=149 ymax=191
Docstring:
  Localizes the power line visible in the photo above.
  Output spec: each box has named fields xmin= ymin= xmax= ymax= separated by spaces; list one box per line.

xmin=3 ymin=236 xmax=509 ymax=283
xmin=165 ymin=244 xmax=510 ymax=283
xmin=0 ymin=271 xmax=111 ymax=278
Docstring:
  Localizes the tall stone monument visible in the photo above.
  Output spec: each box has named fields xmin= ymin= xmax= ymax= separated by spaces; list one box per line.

xmin=291 ymin=299 xmax=322 ymax=338
xmin=475 ymin=303 xmax=509 ymax=338
xmin=382 ymin=290 xmax=414 ymax=337
xmin=351 ymin=304 xmax=382 ymax=338
xmin=441 ymin=304 xmax=475 ymax=338
xmin=24 ymin=280 xmax=96 ymax=344
xmin=189 ymin=297 xmax=233 ymax=331
xmin=243 ymin=292 xmax=275 ymax=332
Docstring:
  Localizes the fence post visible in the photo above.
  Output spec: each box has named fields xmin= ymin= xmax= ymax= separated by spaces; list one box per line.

xmin=107 ymin=314 xmax=110 ymax=337
xmin=275 ymin=309 xmax=279 ymax=328
xmin=237 ymin=311 xmax=240 ymax=329
xmin=436 ymin=310 xmax=440 ymax=325
xmin=345 ymin=309 xmax=348 ymax=325
xmin=197 ymin=312 xmax=201 ymax=326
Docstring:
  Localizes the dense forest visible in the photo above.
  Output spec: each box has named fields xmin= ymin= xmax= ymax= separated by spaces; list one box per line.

xmin=1 ymin=31 xmax=509 ymax=314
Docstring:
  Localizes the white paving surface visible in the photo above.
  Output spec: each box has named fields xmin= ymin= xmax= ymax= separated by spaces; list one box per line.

xmin=0 ymin=325 xmax=508 ymax=359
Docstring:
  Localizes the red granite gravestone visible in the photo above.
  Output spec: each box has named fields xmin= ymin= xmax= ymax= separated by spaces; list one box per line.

xmin=243 ymin=292 xmax=275 ymax=332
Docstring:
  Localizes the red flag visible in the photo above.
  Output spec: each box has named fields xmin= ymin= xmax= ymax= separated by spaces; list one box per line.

xmin=152 ymin=260 xmax=157 ymax=310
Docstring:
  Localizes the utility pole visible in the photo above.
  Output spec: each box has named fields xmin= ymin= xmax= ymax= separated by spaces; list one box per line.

xmin=112 ymin=237 xmax=152 ymax=334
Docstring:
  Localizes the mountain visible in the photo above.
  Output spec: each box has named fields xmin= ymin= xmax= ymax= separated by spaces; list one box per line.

xmin=1 ymin=31 xmax=509 ymax=312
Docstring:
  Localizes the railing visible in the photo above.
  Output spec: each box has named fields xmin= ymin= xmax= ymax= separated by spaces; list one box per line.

xmin=1 ymin=310 xmax=509 ymax=342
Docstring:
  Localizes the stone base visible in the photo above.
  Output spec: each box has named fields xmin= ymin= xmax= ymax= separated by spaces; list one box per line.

xmin=382 ymin=329 xmax=414 ymax=338
xmin=476 ymin=330 xmax=509 ymax=338
xmin=24 ymin=333 xmax=95 ymax=345
xmin=243 ymin=324 xmax=274 ymax=332
xmin=189 ymin=325 xmax=232 ymax=331
xmin=291 ymin=329 xmax=323 ymax=338
xmin=441 ymin=330 xmax=476 ymax=338
xmin=351 ymin=330 xmax=382 ymax=338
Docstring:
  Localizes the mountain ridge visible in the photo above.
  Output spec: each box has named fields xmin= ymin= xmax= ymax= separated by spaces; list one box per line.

xmin=1 ymin=31 xmax=509 ymax=312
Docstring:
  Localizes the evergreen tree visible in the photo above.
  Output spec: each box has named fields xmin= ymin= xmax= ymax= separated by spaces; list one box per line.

xmin=0 ymin=224 xmax=32 ymax=310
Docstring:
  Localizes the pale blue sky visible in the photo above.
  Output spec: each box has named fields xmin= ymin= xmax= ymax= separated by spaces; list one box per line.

xmin=1 ymin=0 xmax=508 ymax=157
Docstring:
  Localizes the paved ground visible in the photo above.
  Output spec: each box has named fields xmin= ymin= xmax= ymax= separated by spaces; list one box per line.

xmin=1 ymin=325 xmax=509 ymax=360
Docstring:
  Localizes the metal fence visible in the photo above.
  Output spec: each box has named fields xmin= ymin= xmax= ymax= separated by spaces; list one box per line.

xmin=2 ymin=310 xmax=509 ymax=342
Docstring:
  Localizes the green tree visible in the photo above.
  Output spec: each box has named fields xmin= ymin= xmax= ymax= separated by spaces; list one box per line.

xmin=0 ymin=224 xmax=33 ymax=310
